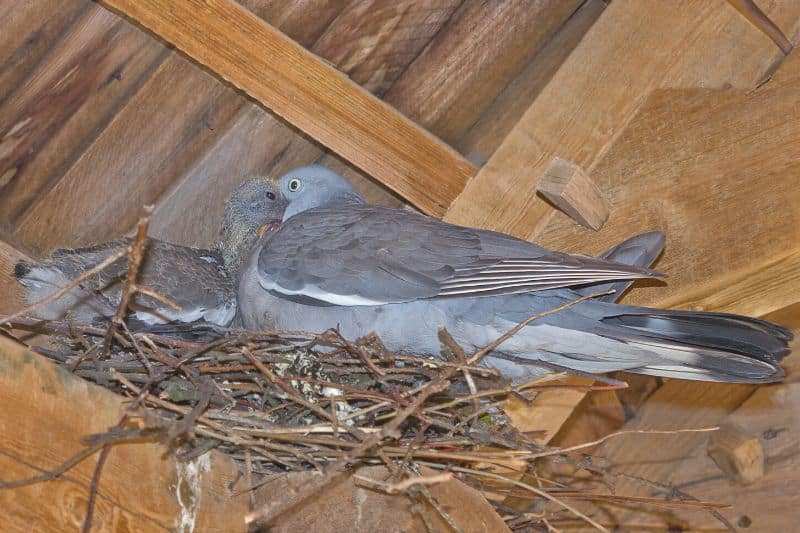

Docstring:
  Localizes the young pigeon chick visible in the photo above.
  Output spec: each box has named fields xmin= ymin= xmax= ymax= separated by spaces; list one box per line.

xmin=238 ymin=165 xmax=792 ymax=384
xmin=15 ymin=178 xmax=287 ymax=326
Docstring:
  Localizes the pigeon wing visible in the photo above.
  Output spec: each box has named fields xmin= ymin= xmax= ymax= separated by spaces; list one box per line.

xmin=257 ymin=204 xmax=663 ymax=306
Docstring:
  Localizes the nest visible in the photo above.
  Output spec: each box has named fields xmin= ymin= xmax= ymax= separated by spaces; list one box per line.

xmin=0 ymin=215 xmax=730 ymax=531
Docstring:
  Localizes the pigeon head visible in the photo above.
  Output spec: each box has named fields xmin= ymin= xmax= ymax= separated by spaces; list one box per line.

xmin=218 ymin=177 xmax=287 ymax=274
xmin=278 ymin=165 xmax=365 ymax=220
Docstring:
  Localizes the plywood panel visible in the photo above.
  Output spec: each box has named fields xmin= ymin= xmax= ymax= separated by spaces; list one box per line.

xmin=383 ymin=0 xmax=583 ymax=145
xmin=0 ymin=5 xmax=168 ymax=225
xmin=0 ymin=0 xmax=88 ymax=102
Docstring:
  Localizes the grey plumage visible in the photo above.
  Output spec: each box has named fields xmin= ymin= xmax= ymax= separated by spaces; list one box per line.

xmin=238 ymin=165 xmax=791 ymax=384
xmin=16 ymin=177 xmax=286 ymax=326
xmin=258 ymin=205 xmax=664 ymax=305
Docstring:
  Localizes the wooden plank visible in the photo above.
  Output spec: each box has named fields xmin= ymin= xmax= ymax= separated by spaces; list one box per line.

xmin=656 ymin=249 xmax=800 ymax=319
xmin=382 ymin=0 xmax=583 ymax=145
xmin=99 ymin=0 xmax=476 ymax=217
xmin=243 ymin=0 xmax=347 ymax=51
xmin=456 ymin=0 xmax=607 ymax=163
xmin=0 ymin=337 xmax=248 ymax=531
xmin=313 ymin=1 xmax=463 ymax=96
xmin=0 ymin=0 xmax=88 ymax=104
xmin=0 ymin=4 xmax=169 ymax=226
xmin=310 ymin=0 xmax=587 ymax=218
xmin=254 ymin=465 xmax=510 ymax=532
xmin=1 ymin=1 xmax=350 ymax=251
xmin=310 ymin=0 xmax=590 ymax=223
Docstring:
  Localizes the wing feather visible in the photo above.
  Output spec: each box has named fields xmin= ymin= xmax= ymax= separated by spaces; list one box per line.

xmin=258 ymin=205 xmax=663 ymax=305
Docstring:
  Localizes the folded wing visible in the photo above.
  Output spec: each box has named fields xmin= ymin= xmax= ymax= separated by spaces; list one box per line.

xmin=257 ymin=205 xmax=664 ymax=306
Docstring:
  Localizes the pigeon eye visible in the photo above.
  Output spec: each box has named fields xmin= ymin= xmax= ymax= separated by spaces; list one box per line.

xmin=266 ymin=191 xmax=276 ymax=200
xmin=288 ymin=178 xmax=301 ymax=192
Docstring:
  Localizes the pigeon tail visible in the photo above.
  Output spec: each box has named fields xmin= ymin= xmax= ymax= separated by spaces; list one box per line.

xmin=14 ymin=259 xmax=116 ymax=322
xmin=599 ymin=307 xmax=792 ymax=383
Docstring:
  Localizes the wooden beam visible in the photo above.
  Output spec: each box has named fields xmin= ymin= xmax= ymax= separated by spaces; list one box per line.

xmin=149 ymin=0 xmax=461 ymax=247
xmin=0 ymin=337 xmax=248 ymax=531
xmin=536 ymin=158 xmax=609 ymax=230
xmin=99 ymin=0 xmax=476 ymax=217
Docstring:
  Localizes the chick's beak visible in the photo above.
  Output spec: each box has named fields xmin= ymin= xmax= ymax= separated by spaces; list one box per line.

xmin=258 ymin=221 xmax=281 ymax=238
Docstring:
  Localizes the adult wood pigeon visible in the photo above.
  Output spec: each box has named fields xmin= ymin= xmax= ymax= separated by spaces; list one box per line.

xmin=239 ymin=166 xmax=791 ymax=383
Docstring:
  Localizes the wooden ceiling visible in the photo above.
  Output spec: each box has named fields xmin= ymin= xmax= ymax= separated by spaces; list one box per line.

xmin=0 ymin=0 xmax=595 ymax=253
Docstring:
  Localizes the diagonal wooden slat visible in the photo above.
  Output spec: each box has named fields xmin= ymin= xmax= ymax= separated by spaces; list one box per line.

xmin=99 ymin=0 xmax=476 ymax=217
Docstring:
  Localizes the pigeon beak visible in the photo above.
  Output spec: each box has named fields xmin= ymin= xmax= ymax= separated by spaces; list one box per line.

xmin=258 ymin=221 xmax=281 ymax=238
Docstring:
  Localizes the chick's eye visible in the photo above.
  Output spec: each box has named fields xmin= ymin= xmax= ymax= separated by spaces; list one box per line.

xmin=288 ymin=178 xmax=301 ymax=192
xmin=266 ymin=191 xmax=276 ymax=200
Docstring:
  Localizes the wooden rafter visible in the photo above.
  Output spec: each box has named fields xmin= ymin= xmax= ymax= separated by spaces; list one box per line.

xmin=100 ymin=0 xmax=476 ymax=217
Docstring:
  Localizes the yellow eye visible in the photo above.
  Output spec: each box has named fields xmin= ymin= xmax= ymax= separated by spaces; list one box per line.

xmin=288 ymin=178 xmax=301 ymax=192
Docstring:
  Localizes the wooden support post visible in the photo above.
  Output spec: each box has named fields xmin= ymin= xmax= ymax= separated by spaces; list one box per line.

xmin=100 ymin=0 xmax=476 ymax=217
xmin=707 ymin=423 xmax=765 ymax=484
xmin=537 ymin=157 xmax=610 ymax=230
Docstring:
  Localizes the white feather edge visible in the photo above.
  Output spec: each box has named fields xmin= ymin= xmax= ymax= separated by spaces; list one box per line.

xmin=257 ymin=275 xmax=386 ymax=306
xmin=133 ymin=301 xmax=236 ymax=326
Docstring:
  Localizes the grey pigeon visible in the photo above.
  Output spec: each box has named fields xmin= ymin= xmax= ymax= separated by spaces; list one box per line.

xmin=239 ymin=165 xmax=791 ymax=383
xmin=16 ymin=178 xmax=286 ymax=326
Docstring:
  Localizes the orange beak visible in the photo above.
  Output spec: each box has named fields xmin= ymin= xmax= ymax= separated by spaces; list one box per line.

xmin=258 ymin=221 xmax=280 ymax=238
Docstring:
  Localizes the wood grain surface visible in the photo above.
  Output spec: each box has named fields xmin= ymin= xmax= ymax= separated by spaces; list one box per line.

xmin=0 ymin=337 xmax=248 ymax=531
xmin=99 ymin=0 xmax=476 ymax=217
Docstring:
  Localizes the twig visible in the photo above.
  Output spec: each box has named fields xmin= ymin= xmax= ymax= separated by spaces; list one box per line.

xmin=467 ymin=290 xmax=613 ymax=364
xmin=81 ymin=439 xmax=114 ymax=533
xmin=530 ymin=427 xmax=720 ymax=459
xmin=382 ymin=472 xmax=454 ymax=494
xmin=133 ymin=285 xmax=181 ymax=312
xmin=101 ymin=209 xmax=153 ymax=361
xmin=417 ymin=462 xmax=609 ymax=533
